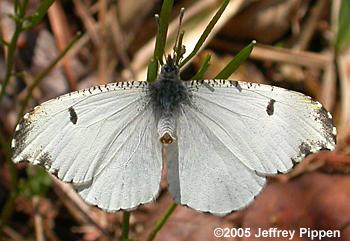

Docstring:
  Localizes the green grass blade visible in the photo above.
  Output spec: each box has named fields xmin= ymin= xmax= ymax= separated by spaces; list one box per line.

xmin=154 ymin=0 xmax=174 ymax=64
xmin=146 ymin=57 xmax=159 ymax=83
xmin=23 ymin=0 xmax=55 ymax=30
xmin=120 ymin=211 xmax=130 ymax=241
xmin=146 ymin=203 xmax=177 ymax=241
xmin=19 ymin=0 xmax=29 ymax=17
xmin=0 ymin=36 xmax=9 ymax=46
xmin=335 ymin=0 xmax=350 ymax=53
xmin=18 ymin=167 xmax=52 ymax=198
xmin=215 ymin=40 xmax=256 ymax=79
xmin=179 ymin=0 xmax=230 ymax=68
xmin=147 ymin=0 xmax=174 ymax=83
xmin=14 ymin=0 xmax=20 ymax=15
xmin=0 ymin=24 xmax=22 ymax=107
xmin=191 ymin=54 xmax=211 ymax=80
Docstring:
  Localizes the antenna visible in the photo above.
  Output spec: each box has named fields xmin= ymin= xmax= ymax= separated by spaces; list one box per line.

xmin=173 ymin=8 xmax=186 ymax=65
xmin=174 ymin=8 xmax=185 ymax=52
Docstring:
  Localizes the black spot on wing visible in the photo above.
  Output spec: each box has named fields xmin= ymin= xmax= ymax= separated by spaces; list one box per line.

xmin=37 ymin=151 xmax=53 ymax=168
xmin=231 ymin=80 xmax=242 ymax=92
xmin=203 ymin=82 xmax=215 ymax=92
xmin=292 ymin=140 xmax=331 ymax=167
xmin=291 ymin=158 xmax=298 ymax=166
xmin=12 ymin=115 xmax=34 ymax=158
xmin=69 ymin=107 xmax=78 ymax=124
xmin=314 ymin=105 xmax=336 ymax=145
xmin=266 ymin=99 xmax=276 ymax=116
xmin=298 ymin=142 xmax=312 ymax=156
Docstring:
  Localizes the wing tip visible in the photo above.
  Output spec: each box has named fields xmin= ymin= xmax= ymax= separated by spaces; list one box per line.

xmin=11 ymin=109 xmax=39 ymax=164
xmin=316 ymin=105 xmax=337 ymax=146
xmin=12 ymin=155 xmax=21 ymax=164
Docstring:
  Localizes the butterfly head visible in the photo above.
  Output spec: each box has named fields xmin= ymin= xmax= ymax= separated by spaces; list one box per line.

xmin=159 ymin=55 xmax=180 ymax=81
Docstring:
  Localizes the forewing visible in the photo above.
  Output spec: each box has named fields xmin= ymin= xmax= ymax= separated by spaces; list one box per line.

xmin=166 ymin=105 xmax=266 ymax=215
xmin=12 ymin=81 xmax=163 ymax=210
xmin=184 ymin=79 xmax=336 ymax=175
xmin=75 ymin=103 xmax=162 ymax=211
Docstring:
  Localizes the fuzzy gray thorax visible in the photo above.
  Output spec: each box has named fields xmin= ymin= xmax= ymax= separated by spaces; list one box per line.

xmin=150 ymin=60 xmax=189 ymax=114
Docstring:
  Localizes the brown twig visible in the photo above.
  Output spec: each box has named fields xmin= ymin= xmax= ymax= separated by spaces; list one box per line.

xmin=97 ymin=0 xmax=109 ymax=85
xmin=33 ymin=197 xmax=45 ymax=241
xmin=48 ymin=0 xmax=77 ymax=90
xmin=108 ymin=6 xmax=136 ymax=80
xmin=73 ymin=0 xmax=100 ymax=46
xmin=272 ymin=151 xmax=350 ymax=182
xmin=210 ymin=39 xmax=331 ymax=69
xmin=2 ymin=226 xmax=25 ymax=241
xmin=52 ymin=179 xmax=112 ymax=240
xmin=320 ymin=51 xmax=337 ymax=112
xmin=294 ymin=0 xmax=327 ymax=51
xmin=337 ymin=48 xmax=350 ymax=130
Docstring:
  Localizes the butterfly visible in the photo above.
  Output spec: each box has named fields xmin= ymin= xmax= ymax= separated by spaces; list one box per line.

xmin=12 ymin=55 xmax=336 ymax=215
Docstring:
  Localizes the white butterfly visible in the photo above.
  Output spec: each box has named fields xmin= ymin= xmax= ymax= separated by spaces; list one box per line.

xmin=12 ymin=56 xmax=336 ymax=215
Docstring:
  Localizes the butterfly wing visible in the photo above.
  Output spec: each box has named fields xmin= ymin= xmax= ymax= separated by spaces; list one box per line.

xmin=167 ymin=79 xmax=336 ymax=214
xmin=186 ymin=80 xmax=336 ymax=174
xmin=12 ymin=81 xmax=162 ymax=211
xmin=166 ymin=107 xmax=266 ymax=215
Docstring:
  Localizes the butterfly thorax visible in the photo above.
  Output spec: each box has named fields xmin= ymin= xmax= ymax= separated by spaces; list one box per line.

xmin=149 ymin=59 xmax=189 ymax=144
xmin=149 ymin=60 xmax=189 ymax=114
xmin=150 ymin=79 xmax=189 ymax=114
